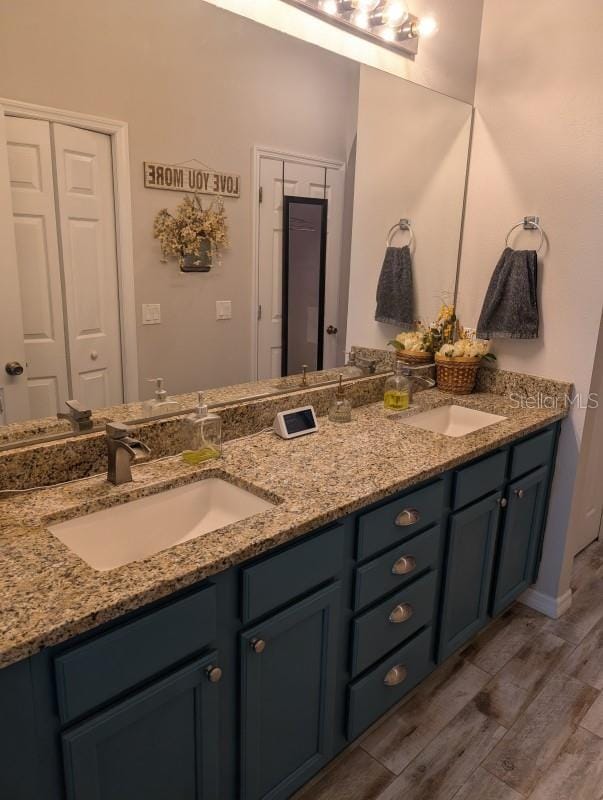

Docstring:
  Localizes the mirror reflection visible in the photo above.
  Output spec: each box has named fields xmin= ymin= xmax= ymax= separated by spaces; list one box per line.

xmin=0 ymin=0 xmax=472 ymax=444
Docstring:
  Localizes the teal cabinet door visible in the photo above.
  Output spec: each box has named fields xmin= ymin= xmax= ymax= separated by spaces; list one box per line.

xmin=62 ymin=653 xmax=221 ymax=800
xmin=438 ymin=492 xmax=501 ymax=661
xmin=491 ymin=466 xmax=549 ymax=616
xmin=240 ymin=582 xmax=341 ymax=800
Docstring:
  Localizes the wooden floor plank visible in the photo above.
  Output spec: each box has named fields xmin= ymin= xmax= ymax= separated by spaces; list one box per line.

xmin=545 ymin=572 xmax=603 ymax=645
xmin=452 ymin=766 xmax=524 ymax=800
xmin=483 ymin=672 xmax=598 ymax=796
xmin=580 ymin=691 xmax=603 ymax=739
xmin=462 ymin=605 xmax=546 ymax=675
xmin=362 ymin=658 xmax=490 ymax=774
xmin=474 ymin=676 xmax=532 ymax=730
xmin=570 ymin=539 xmax=603 ymax=591
xmin=560 ymin=615 xmax=603 ymax=690
xmin=374 ymin=701 xmax=505 ymax=800
xmin=292 ymin=747 xmax=394 ymax=800
xmin=527 ymin=727 xmax=603 ymax=800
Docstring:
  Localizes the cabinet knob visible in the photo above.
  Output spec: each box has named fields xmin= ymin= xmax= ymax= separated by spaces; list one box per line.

xmin=206 ymin=665 xmax=222 ymax=683
xmin=391 ymin=555 xmax=417 ymax=576
xmin=389 ymin=603 xmax=413 ymax=624
xmin=384 ymin=664 xmax=408 ymax=687
xmin=498 ymin=497 xmax=508 ymax=508
xmin=250 ymin=638 xmax=266 ymax=654
xmin=395 ymin=508 xmax=420 ymax=527
xmin=515 ymin=488 xmax=525 ymax=499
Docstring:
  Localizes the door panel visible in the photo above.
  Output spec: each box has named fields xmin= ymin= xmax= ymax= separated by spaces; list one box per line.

xmin=62 ymin=653 xmax=220 ymax=800
xmin=240 ymin=583 xmax=341 ymax=800
xmin=491 ymin=466 xmax=549 ymax=615
xmin=438 ymin=492 xmax=501 ymax=661
xmin=5 ymin=116 xmax=70 ymax=419
xmin=52 ymin=123 xmax=123 ymax=409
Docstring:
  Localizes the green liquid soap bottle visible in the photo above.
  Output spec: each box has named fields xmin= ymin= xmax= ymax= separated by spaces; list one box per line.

xmin=384 ymin=361 xmax=411 ymax=410
xmin=182 ymin=392 xmax=222 ymax=465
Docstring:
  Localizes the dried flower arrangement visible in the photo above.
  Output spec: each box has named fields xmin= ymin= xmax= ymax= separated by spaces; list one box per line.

xmin=153 ymin=194 xmax=229 ymax=271
xmin=388 ymin=303 xmax=460 ymax=357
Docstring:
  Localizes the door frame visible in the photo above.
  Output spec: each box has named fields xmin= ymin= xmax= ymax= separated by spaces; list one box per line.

xmin=250 ymin=145 xmax=344 ymax=381
xmin=0 ymin=97 xmax=139 ymax=403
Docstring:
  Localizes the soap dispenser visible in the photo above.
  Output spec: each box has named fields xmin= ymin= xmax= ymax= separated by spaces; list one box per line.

xmin=384 ymin=361 xmax=411 ymax=410
xmin=143 ymin=378 xmax=179 ymax=416
xmin=329 ymin=374 xmax=352 ymax=423
xmin=182 ymin=392 xmax=222 ymax=465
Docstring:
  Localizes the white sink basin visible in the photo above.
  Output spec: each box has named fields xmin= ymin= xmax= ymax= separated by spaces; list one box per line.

xmin=403 ymin=404 xmax=506 ymax=437
xmin=49 ymin=478 xmax=276 ymax=571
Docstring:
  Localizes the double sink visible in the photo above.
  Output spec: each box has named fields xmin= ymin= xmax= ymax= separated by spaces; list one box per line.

xmin=49 ymin=404 xmax=506 ymax=572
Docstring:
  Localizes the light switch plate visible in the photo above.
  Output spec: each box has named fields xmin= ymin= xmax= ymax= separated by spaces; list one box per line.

xmin=142 ymin=304 xmax=161 ymax=325
xmin=216 ymin=300 xmax=232 ymax=320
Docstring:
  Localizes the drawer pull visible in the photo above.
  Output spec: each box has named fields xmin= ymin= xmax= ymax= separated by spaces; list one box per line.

xmin=395 ymin=508 xmax=420 ymax=527
xmin=498 ymin=497 xmax=508 ymax=508
xmin=206 ymin=665 xmax=222 ymax=683
xmin=389 ymin=603 xmax=413 ymax=624
xmin=391 ymin=555 xmax=417 ymax=576
xmin=384 ymin=664 xmax=408 ymax=687
xmin=250 ymin=638 xmax=266 ymax=654
xmin=515 ymin=488 xmax=525 ymax=499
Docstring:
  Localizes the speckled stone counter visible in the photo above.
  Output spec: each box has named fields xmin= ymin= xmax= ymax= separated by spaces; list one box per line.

xmin=0 ymin=385 xmax=569 ymax=669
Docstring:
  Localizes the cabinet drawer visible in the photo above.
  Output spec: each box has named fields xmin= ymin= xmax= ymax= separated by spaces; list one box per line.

xmin=510 ymin=427 xmax=555 ymax=479
xmin=357 ymin=480 xmax=445 ymax=561
xmin=354 ymin=525 xmax=442 ymax=611
xmin=347 ymin=627 xmax=433 ymax=741
xmin=55 ymin=583 xmax=216 ymax=725
xmin=241 ymin=523 xmax=345 ymax=623
xmin=351 ymin=570 xmax=437 ymax=676
xmin=453 ymin=450 xmax=507 ymax=509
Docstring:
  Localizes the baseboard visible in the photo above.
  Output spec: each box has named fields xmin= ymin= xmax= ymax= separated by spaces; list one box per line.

xmin=519 ymin=587 xmax=573 ymax=619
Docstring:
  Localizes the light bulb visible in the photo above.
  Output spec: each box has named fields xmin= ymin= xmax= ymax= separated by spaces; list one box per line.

xmin=383 ymin=0 xmax=408 ymax=26
xmin=353 ymin=0 xmax=380 ymax=12
xmin=416 ymin=15 xmax=439 ymax=37
xmin=380 ymin=26 xmax=396 ymax=42
xmin=354 ymin=9 xmax=370 ymax=28
xmin=320 ymin=0 xmax=338 ymax=14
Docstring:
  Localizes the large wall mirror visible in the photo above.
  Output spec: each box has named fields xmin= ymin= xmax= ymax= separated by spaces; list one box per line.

xmin=0 ymin=0 xmax=472 ymax=446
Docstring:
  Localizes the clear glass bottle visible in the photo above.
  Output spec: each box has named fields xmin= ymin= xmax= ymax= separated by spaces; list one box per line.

xmin=182 ymin=392 xmax=222 ymax=464
xmin=384 ymin=361 xmax=411 ymax=410
xmin=329 ymin=374 xmax=352 ymax=423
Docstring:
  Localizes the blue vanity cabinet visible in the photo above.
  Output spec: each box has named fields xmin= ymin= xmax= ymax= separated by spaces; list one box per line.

xmin=438 ymin=491 xmax=502 ymax=661
xmin=490 ymin=465 xmax=550 ymax=615
xmin=240 ymin=582 xmax=342 ymax=800
xmin=62 ymin=652 xmax=221 ymax=800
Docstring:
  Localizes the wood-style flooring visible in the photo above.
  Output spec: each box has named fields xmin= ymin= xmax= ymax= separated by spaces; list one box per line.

xmin=295 ymin=539 xmax=603 ymax=800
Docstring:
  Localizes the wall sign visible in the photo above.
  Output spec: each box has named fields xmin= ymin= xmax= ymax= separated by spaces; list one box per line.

xmin=144 ymin=161 xmax=240 ymax=198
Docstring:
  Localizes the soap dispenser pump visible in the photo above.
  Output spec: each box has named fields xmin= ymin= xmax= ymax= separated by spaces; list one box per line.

xmin=143 ymin=378 xmax=179 ymax=416
xmin=328 ymin=374 xmax=352 ymax=423
xmin=182 ymin=392 xmax=222 ymax=465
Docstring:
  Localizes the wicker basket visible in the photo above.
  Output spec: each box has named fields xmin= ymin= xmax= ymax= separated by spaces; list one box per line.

xmin=435 ymin=354 xmax=481 ymax=394
xmin=396 ymin=350 xmax=433 ymax=367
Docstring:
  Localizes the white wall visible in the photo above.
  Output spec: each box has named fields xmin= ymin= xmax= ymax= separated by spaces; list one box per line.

xmin=346 ymin=65 xmax=472 ymax=350
xmin=0 ymin=0 xmax=359 ymax=398
xmin=204 ymin=0 xmax=485 ymax=104
xmin=456 ymin=0 xmax=603 ymax=608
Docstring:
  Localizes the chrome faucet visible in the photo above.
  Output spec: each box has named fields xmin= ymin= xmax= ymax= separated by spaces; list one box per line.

xmin=106 ymin=422 xmax=151 ymax=485
xmin=399 ymin=365 xmax=436 ymax=402
xmin=57 ymin=399 xmax=93 ymax=433
xmin=346 ymin=352 xmax=377 ymax=374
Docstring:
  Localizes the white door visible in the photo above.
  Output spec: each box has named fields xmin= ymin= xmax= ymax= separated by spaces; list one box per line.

xmin=5 ymin=116 xmax=70 ymax=420
xmin=0 ymin=110 xmax=29 ymax=422
xmin=52 ymin=123 xmax=123 ymax=409
xmin=256 ymin=154 xmax=344 ymax=380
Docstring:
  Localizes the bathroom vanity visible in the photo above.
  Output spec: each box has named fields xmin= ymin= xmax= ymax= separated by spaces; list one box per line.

xmin=0 ymin=390 xmax=563 ymax=800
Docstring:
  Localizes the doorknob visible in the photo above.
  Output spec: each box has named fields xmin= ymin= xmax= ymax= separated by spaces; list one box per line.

xmin=326 ymin=325 xmax=338 ymax=335
xmin=5 ymin=362 xmax=24 ymax=376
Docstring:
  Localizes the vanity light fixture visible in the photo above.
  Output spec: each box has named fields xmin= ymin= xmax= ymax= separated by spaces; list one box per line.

xmin=283 ymin=0 xmax=438 ymax=56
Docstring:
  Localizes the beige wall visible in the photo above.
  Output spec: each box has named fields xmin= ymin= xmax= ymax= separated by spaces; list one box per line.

xmin=346 ymin=65 xmax=472 ymax=350
xmin=0 ymin=0 xmax=359 ymax=397
xmin=204 ymin=0 xmax=485 ymax=104
xmin=456 ymin=0 xmax=603 ymax=609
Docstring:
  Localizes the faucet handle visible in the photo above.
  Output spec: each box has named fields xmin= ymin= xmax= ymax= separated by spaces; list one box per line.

xmin=64 ymin=399 xmax=92 ymax=420
xmin=106 ymin=421 xmax=131 ymax=440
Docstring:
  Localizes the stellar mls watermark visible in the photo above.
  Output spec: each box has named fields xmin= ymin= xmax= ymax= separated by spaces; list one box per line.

xmin=509 ymin=392 xmax=599 ymax=410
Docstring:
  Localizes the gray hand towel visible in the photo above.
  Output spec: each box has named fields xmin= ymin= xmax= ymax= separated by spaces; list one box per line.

xmin=375 ymin=245 xmax=414 ymax=330
xmin=476 ymin=247 xmax=539 ymax=339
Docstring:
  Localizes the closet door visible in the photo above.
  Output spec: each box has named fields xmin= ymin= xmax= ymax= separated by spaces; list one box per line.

xmin=52 ymin=124 xmax=123 ymax=409
xmin=4 ymin=116 xmax=70 ymax=419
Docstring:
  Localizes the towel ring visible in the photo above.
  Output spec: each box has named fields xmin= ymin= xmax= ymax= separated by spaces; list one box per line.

xmin=386 ymin=219 xmax=414 ymax=249
xmin=505 ymin=216 xmax=544 ymax=253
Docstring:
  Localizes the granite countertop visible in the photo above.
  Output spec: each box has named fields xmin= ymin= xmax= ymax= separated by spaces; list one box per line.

xmin=0 ymin=388 xmax=568 ymax=669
